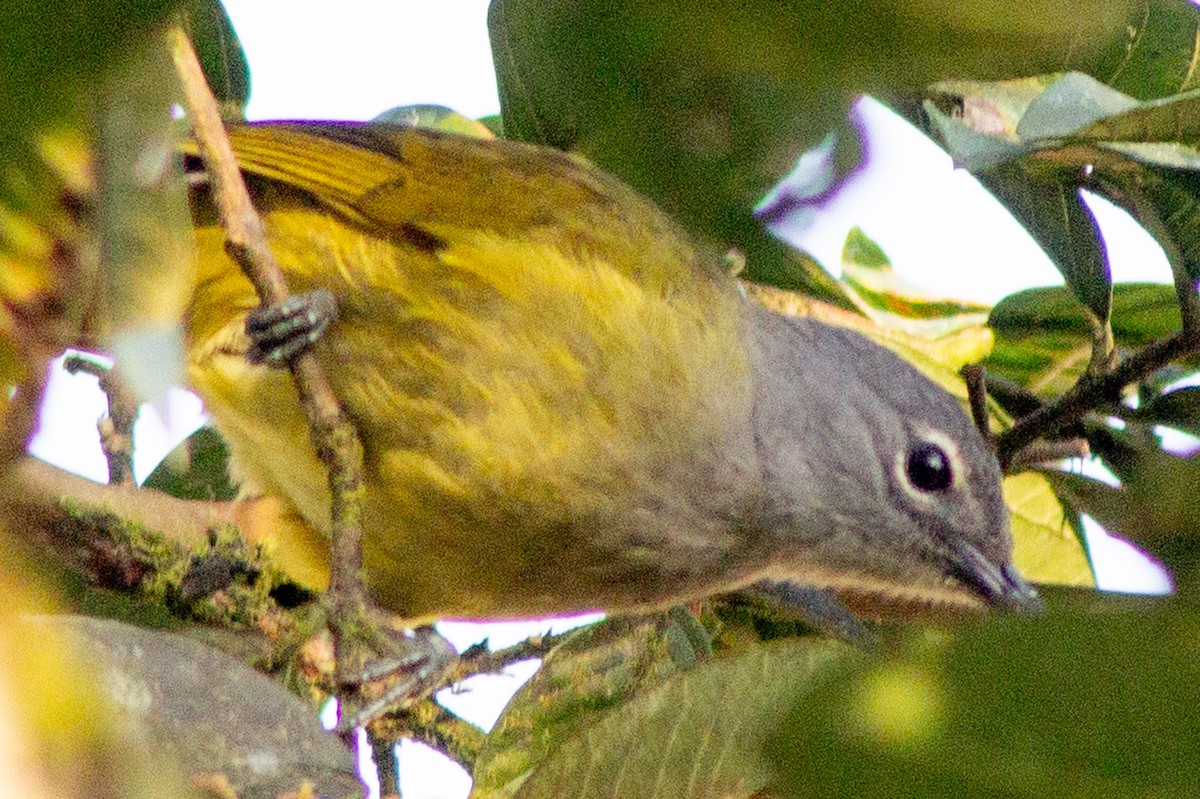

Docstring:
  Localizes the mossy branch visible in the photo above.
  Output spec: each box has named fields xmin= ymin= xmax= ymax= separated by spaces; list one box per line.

xmin=166 ymin=27 xmax=369 ymax=690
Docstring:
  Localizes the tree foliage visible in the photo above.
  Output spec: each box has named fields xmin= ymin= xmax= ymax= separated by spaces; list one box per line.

xmin=2 ymin=1 xmax=1200 ymax=798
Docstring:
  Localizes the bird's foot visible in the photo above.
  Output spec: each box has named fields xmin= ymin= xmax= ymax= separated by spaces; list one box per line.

xmin=749 ymin=580 xmax=876 ymax=648
xmin=246 ymin=287 xmax=338 ymax=365
xmin=328 ymin=599 xmax=457 ymax=731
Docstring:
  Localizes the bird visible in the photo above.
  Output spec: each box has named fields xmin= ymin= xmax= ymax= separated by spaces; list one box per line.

xmin=183 ymin=121 xmax=1038 ymax=628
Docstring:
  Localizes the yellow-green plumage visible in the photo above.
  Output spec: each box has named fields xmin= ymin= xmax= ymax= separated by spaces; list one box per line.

xmin=186 ymin=124 xmax=760 ymax=619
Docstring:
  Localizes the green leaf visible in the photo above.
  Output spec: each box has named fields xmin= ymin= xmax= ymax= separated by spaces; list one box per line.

xmin=1109 ymin=167 xmax=1200 ymax=283
xmin=986 ymin=283 xmax=1187 ymax=396
xmin=0 ymin=0 xmax=182 ymax=193
xmin=177 ymin=0 xmax=250 ymax=118
xmin=1130 ymin=385 xmax=1200 ymax=437
xmin=1003 ymin=472 xmax=1094 ymax=587
xmin=838 ymin=227 xmax=992 ymax=337
xmin=1077 ymin=87 xmax=1200 ymax=143
xmin=770 ymin=602 xmax=1200 ymax=798
xmin=94 ymin=38 xmax=193 ymax=403
xmin=1088 ymin=0 xmax=1200 ymax=99
xmin=978 ymin=164 xmax=1112 ymax=323
xmin=487 ymin=0 xmax=1152 ymax=291
xmin=1015 ymin=72 xmax=1139 ymax=139
xmin=470 ymin=617 xmax=682 ymax=799
xmin=1045 ymin=463 xmax=1200 ymax=555
xmin=477 ymin=637 xmax=851 ymax=799
xmin=142 ymin=426 xmax=237 ymax=501
xmin=373 ymin=104 xmax=496 ymax=139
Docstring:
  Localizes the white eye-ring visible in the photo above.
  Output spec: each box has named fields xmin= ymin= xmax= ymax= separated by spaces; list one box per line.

xmin=895 ymin=429 xmax=965 ymax=501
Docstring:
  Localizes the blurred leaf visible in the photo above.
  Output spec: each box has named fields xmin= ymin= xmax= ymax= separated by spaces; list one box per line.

xmin=374 ymin=104 xmax=496 ymax=139
xmin=1083 ymin=420 xmax=1168 ymax=483
xmin=0 ymin=0 xmax=181 ymax=176
xmin=1003 ymin=472 xmax=1095 ymax=587
xmin=926 ymin=75 xmax=1120 ymax=322
xmin=93 ymin=38 xmax=193 ymax=403
xmin=1015 ymin=72 xmax=1139 ymax=139
xmin=1087 ymin=0 xmax=1200 ymax=99
xmin=1077 ymin=87 xmax=1200 ymax=143
xmin=177 ymin=0 xmax=250 ymax=118
xmin=770 ymin=602 xmax=1200 ymax=797
xmin=990 ymin=283 xmax=1180 ymax=341
xmin=1108 ymin=167 xmax=1200 ymax=282
xmin=927 ymin=74 xmax=1059 ymax=140
xmin=1046 ymin=450 xmax=1200 ymax=557
xmin=43 ymin=615 xmax=360 ymax=799
xmin=927 ymin=69 xmax=1200 ymax=301
xmin=479 ymin=637 xmax=851 ymax=799
xmin=478 ymin=114 xmax=505 ymax=136
xmin=839 ymin=227 xmax=992 ymax=337
xmin=143 ymin=426 xmax=237 ymax=501
xmin=488 ymin=0 xmax=1151 ymax=291
xmin=923 ymin=98 xmax=1031 ymax=171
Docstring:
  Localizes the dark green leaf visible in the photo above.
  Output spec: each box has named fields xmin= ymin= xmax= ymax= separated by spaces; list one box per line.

xmin=1088 ymin=0 xmax=1200 ymax=99
xmin=487 ymin=0 xmax=1149 ymax=291
xmin=1131 ymin=385 xmax=1200 ymax=436
xmin=470 ymin=617 xmax=682 ymax=799
xmin=986 ymin=283 xmax=1186 ymax=396
xmin=0 ymin=0 xmax=183 ymax=218
xmin=501 ymin=638 xmax=850 ymax=799
xmin=770 ymin=602 xmax=1200 ymax=798
xmin=143 ymin=426 xmax=237 ymax=501
xmin=1078 ymin=88 xmax=1200 ymax=143
xmin=1118 ymin=168 xmax=1200 ymax=282
xmin=980 ymin=165 xmax=1112 ymax=322
xmin=1046 ymin=462 xmax=1200 ymax=554
xmin=178 ymin=0 xmax=250 ymax=118
xmin=990 ymin=282 xmax=1180 ymax=341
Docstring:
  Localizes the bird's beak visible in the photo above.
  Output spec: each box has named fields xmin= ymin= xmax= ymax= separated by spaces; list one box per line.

xmin=945 ymin=540 xmax=1044 ymax=612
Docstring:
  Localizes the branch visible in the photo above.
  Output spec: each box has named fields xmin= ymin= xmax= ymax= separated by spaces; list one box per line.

xmin=374 ymin=699 xmax=486 ymax=773
xmin=62 ymin=355 xmax=137 ymax=485
xmin=959 ymin=364 xmax=993 ymax=446
xmin=449 ymin=629 xmax=574 ymax=683
xmin=995 ymin=330 xmax=1200 ymax=468
xmin=166 ymin=29 xmax=368 ymax=684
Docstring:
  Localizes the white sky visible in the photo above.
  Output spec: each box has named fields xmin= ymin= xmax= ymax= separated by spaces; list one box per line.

xmin=26 ymin=2 xmax=1184 ymax=796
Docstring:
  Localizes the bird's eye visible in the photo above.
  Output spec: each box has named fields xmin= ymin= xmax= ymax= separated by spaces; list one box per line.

xmin=906 ymin=443 xmax=954 ymax=492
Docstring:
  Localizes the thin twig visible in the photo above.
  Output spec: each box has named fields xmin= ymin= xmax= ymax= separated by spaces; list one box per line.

xmin=375 ymin=699 xmax=486 ymax=773
xmin=167 ymin=28 xmax=368 ymax=682
xmin=448 ymin=629 xmax=573 ymax=683
xmin=1083 ymin=309 xmax=1116 ymax=377
xmin=1005 ymin=438 xmax=1090 ymax=472
xmin=995 ymin=330 xmax=1199 ymax=468
xmin=959 ymin=364 xmax=992 ymax=446
xmin=62 ymin=355 xmax=137 ymax=485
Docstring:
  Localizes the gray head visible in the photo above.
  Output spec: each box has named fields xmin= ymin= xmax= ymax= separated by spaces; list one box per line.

xmin=742 ymin=303 xmax=1038 ymax=612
